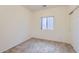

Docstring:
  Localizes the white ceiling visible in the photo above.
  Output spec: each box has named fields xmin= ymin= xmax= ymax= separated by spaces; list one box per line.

xmin=23 ymin=5 xmax=67 ymax=11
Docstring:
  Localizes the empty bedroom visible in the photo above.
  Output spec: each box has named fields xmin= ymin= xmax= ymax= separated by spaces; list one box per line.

xmin=0 ymin=5 xmax=79 ymax=53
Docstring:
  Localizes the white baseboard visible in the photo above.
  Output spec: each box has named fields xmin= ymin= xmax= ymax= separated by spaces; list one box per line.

xmin=1 ymin=36 xmax=31 ymax=53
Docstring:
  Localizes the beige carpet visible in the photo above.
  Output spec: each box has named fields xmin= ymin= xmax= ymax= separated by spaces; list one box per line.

xmin=4 ymin=38 xmax=76 ymax=53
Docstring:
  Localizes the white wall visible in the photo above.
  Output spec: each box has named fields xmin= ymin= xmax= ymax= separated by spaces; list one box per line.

xmin=69 ymin=6 xmax=79 ymax=52
xmin=31 ymin=7 xmax=71 ymax=44
xmin=0 ymin=6 xmax=32 ymax=52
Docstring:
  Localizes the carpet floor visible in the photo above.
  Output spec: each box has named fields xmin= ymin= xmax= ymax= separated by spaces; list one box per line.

xmin=4 ymin=38 xmax=76 ymax=53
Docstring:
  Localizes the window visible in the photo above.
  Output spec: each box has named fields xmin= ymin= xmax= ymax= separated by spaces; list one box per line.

xmin=41 ymin=16 xmax=54 ymax=30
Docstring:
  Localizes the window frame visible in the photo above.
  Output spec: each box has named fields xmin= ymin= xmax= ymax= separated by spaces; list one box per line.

xmin=41 ymin=16 xmax=54 ymax=30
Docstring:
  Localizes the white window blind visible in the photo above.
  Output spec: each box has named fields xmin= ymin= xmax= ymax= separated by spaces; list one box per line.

xmin=41 ymin=16 xmax=54 ymax=30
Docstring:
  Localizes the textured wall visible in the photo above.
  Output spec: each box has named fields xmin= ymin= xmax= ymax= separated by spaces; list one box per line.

xmin=30 ymin=7 xmax=70 ymax=43
xmin=0 ymin=6 xmax=32 ymax=52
